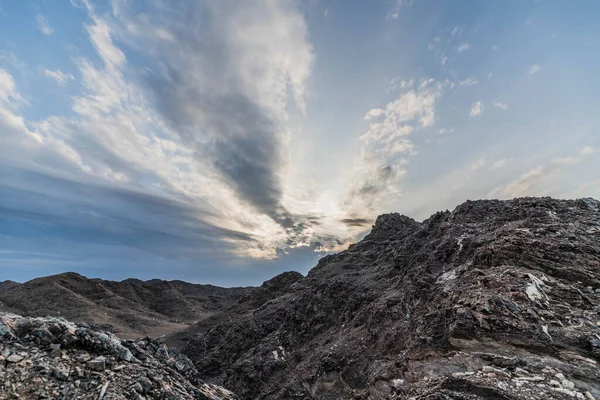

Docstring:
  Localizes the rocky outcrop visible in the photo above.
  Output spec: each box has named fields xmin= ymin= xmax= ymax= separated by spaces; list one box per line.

xmin=164 ymin=271 xmax=304 ymax=349
xmin=182 ymin=197 xmax=600 ymax=399
xmin=0 ymin=313 xmax=237 ymax=399
xmin=0 ymin=281 xmax=20 ymax=294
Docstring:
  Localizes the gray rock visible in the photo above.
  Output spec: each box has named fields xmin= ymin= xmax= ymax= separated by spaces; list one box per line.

xmin=6 ymin=354 xmax=23 ymax=363
xmin=87 ymin=356 xmax=106 ymax=371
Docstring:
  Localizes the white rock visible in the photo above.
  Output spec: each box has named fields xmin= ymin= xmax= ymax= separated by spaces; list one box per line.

xmin=391 ymin=379 xmax=405 ymax=389
xmin=561 ymin=379 xmax=575 ymax=390
xmin=6 ymin=354 xmax=23 ymax=363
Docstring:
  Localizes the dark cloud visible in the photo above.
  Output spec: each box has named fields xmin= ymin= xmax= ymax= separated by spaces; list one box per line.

xmin=0 ymin=163 xmax=256 ymax=258
xmin=340 ymin=218 xmax=372 ymax=227
xmin=120 ymin=0 xmax=297 ymax=228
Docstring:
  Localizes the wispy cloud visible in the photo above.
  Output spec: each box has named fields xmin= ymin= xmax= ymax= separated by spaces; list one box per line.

xmin=457 ymin=43 xmax=470 ymax=52
xmin=44 ymin=69 xmax=75 ymax=86
xmin=469 ymin=157 xmax=486 ymax=170
xmin=528 ymin=64 xmax=541 ymax=75
xmin=348 ymin=79 xmax=446 ymax=217
xmin=488 ymin=166 xmax=555 ymax=198
xmin=459 ymin=77 xmax=478 ymax=86
xmin=552 ymin=156 xmax=579 ymax=165
xmin=469 ymin=101 xmax=483 ymax=117
xmin=489 ymin=158 xmax=512 ymax=170
xmin=386 ymin=0 xmax=414 ymax=20
xmin=492 ymin=101 xmax=508 ymax=110
xmin=36 ymin=15 xmax=54 ymax=36
xmin=581 ymin=146 xmax=596 ymax=155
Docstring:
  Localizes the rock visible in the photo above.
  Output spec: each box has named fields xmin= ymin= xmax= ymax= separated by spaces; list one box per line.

xmin=391 ymin=378 xmax=404 ymax=389
xmin=562 ymin=379 xmax=576 ymax=390
xmin=6 ymin=354 xmax=23 ymax=363
xmin=88 ymin=356 xmax=106 ymax=371
xmin=138 ymin=377 xmax=153 ymax=394
xmin=53 ymin=367 xmax=69 ymax=381
xmin=0 ymin=313 xmax=238 ymax=399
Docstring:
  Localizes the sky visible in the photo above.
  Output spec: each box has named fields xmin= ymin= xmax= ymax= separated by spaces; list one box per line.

xmin=0 ymin=0 xmax=598 ymax=286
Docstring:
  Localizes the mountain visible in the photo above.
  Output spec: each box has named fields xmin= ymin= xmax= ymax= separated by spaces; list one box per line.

xmin=0 ymin=272 xmax=249 ymax=339
xmin=165 ymin=271 xmax=304 ymax=348
xmin=0 ymin=280 xmax=20 ymax=293
xmin=179 ymin=197 xmax=600 ymax=399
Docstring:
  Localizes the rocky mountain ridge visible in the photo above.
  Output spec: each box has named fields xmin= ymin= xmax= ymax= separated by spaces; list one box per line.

xmin=0 ymin=271 xmax=301 ymax=340
xmin=179 ymin=197 xmax=600 ymax=399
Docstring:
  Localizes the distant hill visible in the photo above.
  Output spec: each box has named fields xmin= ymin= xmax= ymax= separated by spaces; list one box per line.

xmin=0 ymin=280 xmax=20 ymax=293
xmin=0 ymin=272 xmax=253 ymax=338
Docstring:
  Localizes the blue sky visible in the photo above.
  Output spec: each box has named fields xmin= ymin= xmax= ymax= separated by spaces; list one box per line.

xmin=0 ymin=0 xmax=598 ymax=286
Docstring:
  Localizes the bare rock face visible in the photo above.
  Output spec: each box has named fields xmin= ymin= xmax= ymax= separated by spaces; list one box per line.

xmin=182 ymin=197 xmax=600 ymax=399
xmin=0 ymin=313 xmax=237 ymax=399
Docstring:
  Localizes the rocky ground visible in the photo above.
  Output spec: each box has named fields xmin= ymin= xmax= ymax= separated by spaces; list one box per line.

xmin=180 ymin=197 xmax=600 ymax=399
xmin=0 ymin=313 xmax=237 ymax=399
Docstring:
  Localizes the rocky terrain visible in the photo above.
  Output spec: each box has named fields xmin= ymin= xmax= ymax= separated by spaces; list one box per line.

xmin=0 ymin=313 xmax=237 ymax=399
xmin=179 ymin=197 xmax=600 ymax=399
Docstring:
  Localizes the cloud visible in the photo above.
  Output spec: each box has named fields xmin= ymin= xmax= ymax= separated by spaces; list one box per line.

xmin=44 ymin=69 xmax=75 ymax=86
xmin=492 ymin=101 xmax=508 ymax=110
xmin=489 ymin=158 xmax=512 ymax=170
xmin=361 ymin=79 xmax=444 ymax=145
xmin=111 ymin=0 xmax=314 ymax=227
xmin=552 ymin=156 xmax=579 ymax=165
xmin=581 ymin=146 xmax=596 ymax=155
xmin=36 ymin=15 xmax=54 ymax=36
xmin=343 ymin=79 xmax=446 ymax=217
xmin=469 ymin=157 xmax=486 ymax=170
xmin=528 ymin=64 xmax=541 ymax=75
xmin=0 ymin=69 xmax=24 ymax=106
xmin=457 ymin=43 xmax=470 ymax=52
xmin=459 ymin=77 xmax=478 ymax=86
xmin=386 ymin=0 xmax=414 ymax=20
xmin=364 ymin=108 xmax=385 ymax=120
xmin=339 ymin=218 xmax=372 ymax=228
xmin=451 ymin=26 xmax=463 ymax=37
xmin=469 ymin=101 xmax=483 ymax=117
xmin=488 ymin=166 xmax=555 ymax=198
xmin=439 ymin=128 xmax=454 ymax=135
xmin=0 ymin=1 xmax=344 ymax=260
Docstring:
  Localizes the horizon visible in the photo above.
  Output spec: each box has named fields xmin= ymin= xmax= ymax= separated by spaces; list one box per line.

xmin=1 ymin=0 xmax=599 ymax=286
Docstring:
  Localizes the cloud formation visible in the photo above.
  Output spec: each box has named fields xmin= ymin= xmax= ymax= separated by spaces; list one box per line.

xmin=36 ymin=15 xmax=54 ymax=36
xmin=470 ymin=101 xmax=483 ymax=117
xmin=44 ymin=69 xmax=75 ymax=86
xmin=0 ymin=0 xmax=374 ymax=263
xmin=528 ymin=64 xmax=541 ymax=75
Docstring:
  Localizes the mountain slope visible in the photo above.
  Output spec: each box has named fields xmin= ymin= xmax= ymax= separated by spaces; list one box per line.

xmin=181 ymin=197 xmax=600 ymax=399
xmin=0 ymin=280 xmax=20 ymax=293
xmin=0 ymin=272 xmax=247 ymax=338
